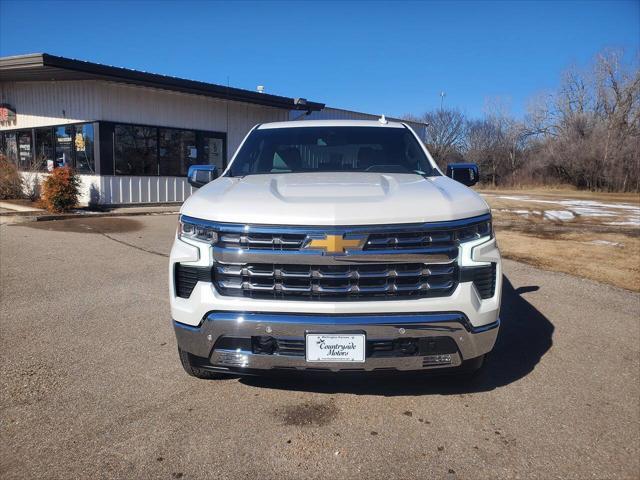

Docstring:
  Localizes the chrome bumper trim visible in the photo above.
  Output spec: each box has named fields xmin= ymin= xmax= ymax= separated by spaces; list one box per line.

xmin=209 ymin=349 xmax=462 ymax=371
xmin=173 ymin=312 xmax=499 ymax=373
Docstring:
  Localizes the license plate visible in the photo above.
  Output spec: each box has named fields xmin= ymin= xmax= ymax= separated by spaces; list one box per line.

xmin=305 ymin=334 xmax=366 ymax=363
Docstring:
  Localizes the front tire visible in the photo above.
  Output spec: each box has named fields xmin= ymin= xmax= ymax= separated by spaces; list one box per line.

xmin=462 ymin=354 xmax=486 ymax=373
xmin=178 ymin=347 xmax=225 ymax=379
xmin=453 ymin=354 xmax=487 ymax=380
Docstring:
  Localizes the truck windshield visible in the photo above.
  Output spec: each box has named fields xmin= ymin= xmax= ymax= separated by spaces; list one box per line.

xmin=227 ymin=126 xmax=438 ymax=177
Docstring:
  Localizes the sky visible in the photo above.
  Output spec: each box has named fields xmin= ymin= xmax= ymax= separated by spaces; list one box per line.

xmin=0 ymin=0 xmax=638 ymax=119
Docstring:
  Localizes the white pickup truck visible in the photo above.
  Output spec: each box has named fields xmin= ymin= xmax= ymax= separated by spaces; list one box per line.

xmin=169 ymin=119 xmax=501 ymax=378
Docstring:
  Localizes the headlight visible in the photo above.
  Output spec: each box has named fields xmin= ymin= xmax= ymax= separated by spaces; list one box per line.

xmin=457 ymin=217 xmax=492 ymax=242
xmin=178 ymin=218 xmax=218 ymax=244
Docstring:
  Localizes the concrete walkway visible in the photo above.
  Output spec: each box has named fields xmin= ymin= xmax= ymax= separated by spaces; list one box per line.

xmin=0 ymin=201 xmax=46 ymax=213
xmin=0 ymin=202 xmax=180 ymax=224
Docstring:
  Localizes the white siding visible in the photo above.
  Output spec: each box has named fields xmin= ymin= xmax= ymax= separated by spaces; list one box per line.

xmin=18 ymin=172 xmax=195 ymax=206
xmin=0 ymin=80 xmax=288 ymax=156
xmin=97 ymin=175 xmax=194 ymax=205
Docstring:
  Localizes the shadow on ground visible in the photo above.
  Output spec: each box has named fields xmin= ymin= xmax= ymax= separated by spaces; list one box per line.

xmin=238 ymin=275 xmax=554 ymax=396
xmin=18 ymin=217 xmax=143 ymax=234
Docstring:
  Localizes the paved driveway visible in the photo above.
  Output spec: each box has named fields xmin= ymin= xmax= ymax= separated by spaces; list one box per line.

xmin=1 ymin=215 xmax=638 ymax=479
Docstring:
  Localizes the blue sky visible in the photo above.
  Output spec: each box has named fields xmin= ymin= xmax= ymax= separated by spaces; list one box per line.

xmin=1 ymin=0 xmax=638 ymax=119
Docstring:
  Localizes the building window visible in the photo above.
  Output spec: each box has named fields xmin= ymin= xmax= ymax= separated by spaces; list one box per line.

xmin=112 ymin=123 xmax=225 ymax=177
xmin=2 ymin=132 xmax=18 ymax=164
xmin=34 ymin=127 xmax=54 ymax=171
xmin=114 ymin=125 xmax=158 ymax=175
xmin=1 ymin=124 xmax=95 ymax=172
xmin=17 ymin=130 xmax=33 ymax=170
xmin=159 ymin=128 xmax=197 ymax=176
xmin=74 ymin=123 xmax=95 ymax=174
xmin=55 ymin=126 xmax=74 ymax=168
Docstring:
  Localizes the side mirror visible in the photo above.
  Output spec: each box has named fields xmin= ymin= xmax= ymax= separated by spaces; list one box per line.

xmin=187 ymin=165 xmax=217 ymax=188
xmin=446 ymin=163 xmax=479 ymax=186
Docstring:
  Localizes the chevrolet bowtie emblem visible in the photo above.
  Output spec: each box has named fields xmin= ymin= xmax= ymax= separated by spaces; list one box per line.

xmin=306 ymin=234 xmax=366 ymax=254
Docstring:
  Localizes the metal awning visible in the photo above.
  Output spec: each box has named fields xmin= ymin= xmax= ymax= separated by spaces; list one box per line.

xmin=0 ymin=53 xmax=324 ymax=111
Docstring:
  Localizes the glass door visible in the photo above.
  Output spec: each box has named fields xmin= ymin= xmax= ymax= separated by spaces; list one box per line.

xmin=55 ymin=126 xmax=74 ymax=168
xmin=199 ymin=133 xmax=226 ymax=172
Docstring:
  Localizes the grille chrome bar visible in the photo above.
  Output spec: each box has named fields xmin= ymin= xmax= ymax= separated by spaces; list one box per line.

xmin=219 ymin=233 xmax=305 ymax=250
xmin=214 ymin=263 xmax=455 ymax=280
xmin=212 ymin=245 xmax=457 ymax=265
xmin=366 ymin=231 xmax=454 ymax=249
xmin=216 ymin=280 xmax=455 ymax=295
xmin=214 ymin=262 xmax=457 ymax=300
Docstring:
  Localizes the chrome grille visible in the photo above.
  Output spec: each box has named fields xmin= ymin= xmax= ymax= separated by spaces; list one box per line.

xmin=214 ymin=262 xmax=457 ymax=300
xmin=182 ymin=213 xmax=493 ymax=301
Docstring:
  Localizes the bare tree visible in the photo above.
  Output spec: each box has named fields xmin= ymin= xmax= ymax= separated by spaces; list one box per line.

xmin=404 ymin=109 xmax=466 ymax=168
xmin=529 ymin=49 xmax=640 ymax=191
xmin=403 ymin=49 xmax=639 ymax=191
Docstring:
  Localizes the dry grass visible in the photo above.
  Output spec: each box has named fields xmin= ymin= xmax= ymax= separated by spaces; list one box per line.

xmin=479 ymin=189 xmax=640 ymax=292
xmin=479 ymin=186 xmax=640 ymax=205
xmin=495 ymin=230 xmax=640 ymax=291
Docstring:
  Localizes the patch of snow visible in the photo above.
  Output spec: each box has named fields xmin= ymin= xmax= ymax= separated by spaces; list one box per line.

xmin=561 ymin=200 xmax=640 ymax=213
xmin=544 ymin=210 xmax=575 ymax=221
xmin=495 ymin=208 xmax=546 ymax=219
xmin=605 ymin=220 xmax=640 ymax=226
xmin=589 ymin=240 xmax=624 ymax=247
xmin=569 ymin=207 xmax=617 ymax=217
xmin=491 ymin=194 xmax=640 ymax=213
xmin=495 ymin=208 xmax=535 ymax=218
xmin=495 ymin=195 xmax=533 ymax=201
xmin=486 ymin=193 xmax=640 ymax=224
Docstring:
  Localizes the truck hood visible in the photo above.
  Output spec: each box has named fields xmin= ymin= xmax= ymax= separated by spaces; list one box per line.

xmin=181 ymin=172 xmax=489 ymax=225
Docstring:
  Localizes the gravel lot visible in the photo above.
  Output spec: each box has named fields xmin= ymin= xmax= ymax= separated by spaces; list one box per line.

xmin=1 ymin=214 xmax=638 ymax=479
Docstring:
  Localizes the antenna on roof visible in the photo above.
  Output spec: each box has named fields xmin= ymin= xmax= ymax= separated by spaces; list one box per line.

xmin=378 ymin=115 xmax=387 ymax=124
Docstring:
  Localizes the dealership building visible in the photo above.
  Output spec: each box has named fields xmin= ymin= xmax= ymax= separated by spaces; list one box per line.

xmin=0 ymin=53 xmax=425 ymax=205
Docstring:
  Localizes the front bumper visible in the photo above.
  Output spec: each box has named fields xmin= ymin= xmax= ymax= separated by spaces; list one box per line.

xmin=173 ymin=311 xmax=499 ymax=373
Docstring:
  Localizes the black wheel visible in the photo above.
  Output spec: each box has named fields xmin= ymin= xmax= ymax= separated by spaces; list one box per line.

xmin=178 ymin=347 xmax=225 ymax=379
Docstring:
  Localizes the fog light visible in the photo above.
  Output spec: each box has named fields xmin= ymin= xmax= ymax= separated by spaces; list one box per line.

xmin=252 ymin=336 xmax=277 ymax=354
xmin=397 ymin=339 xmax=418 ymax=355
